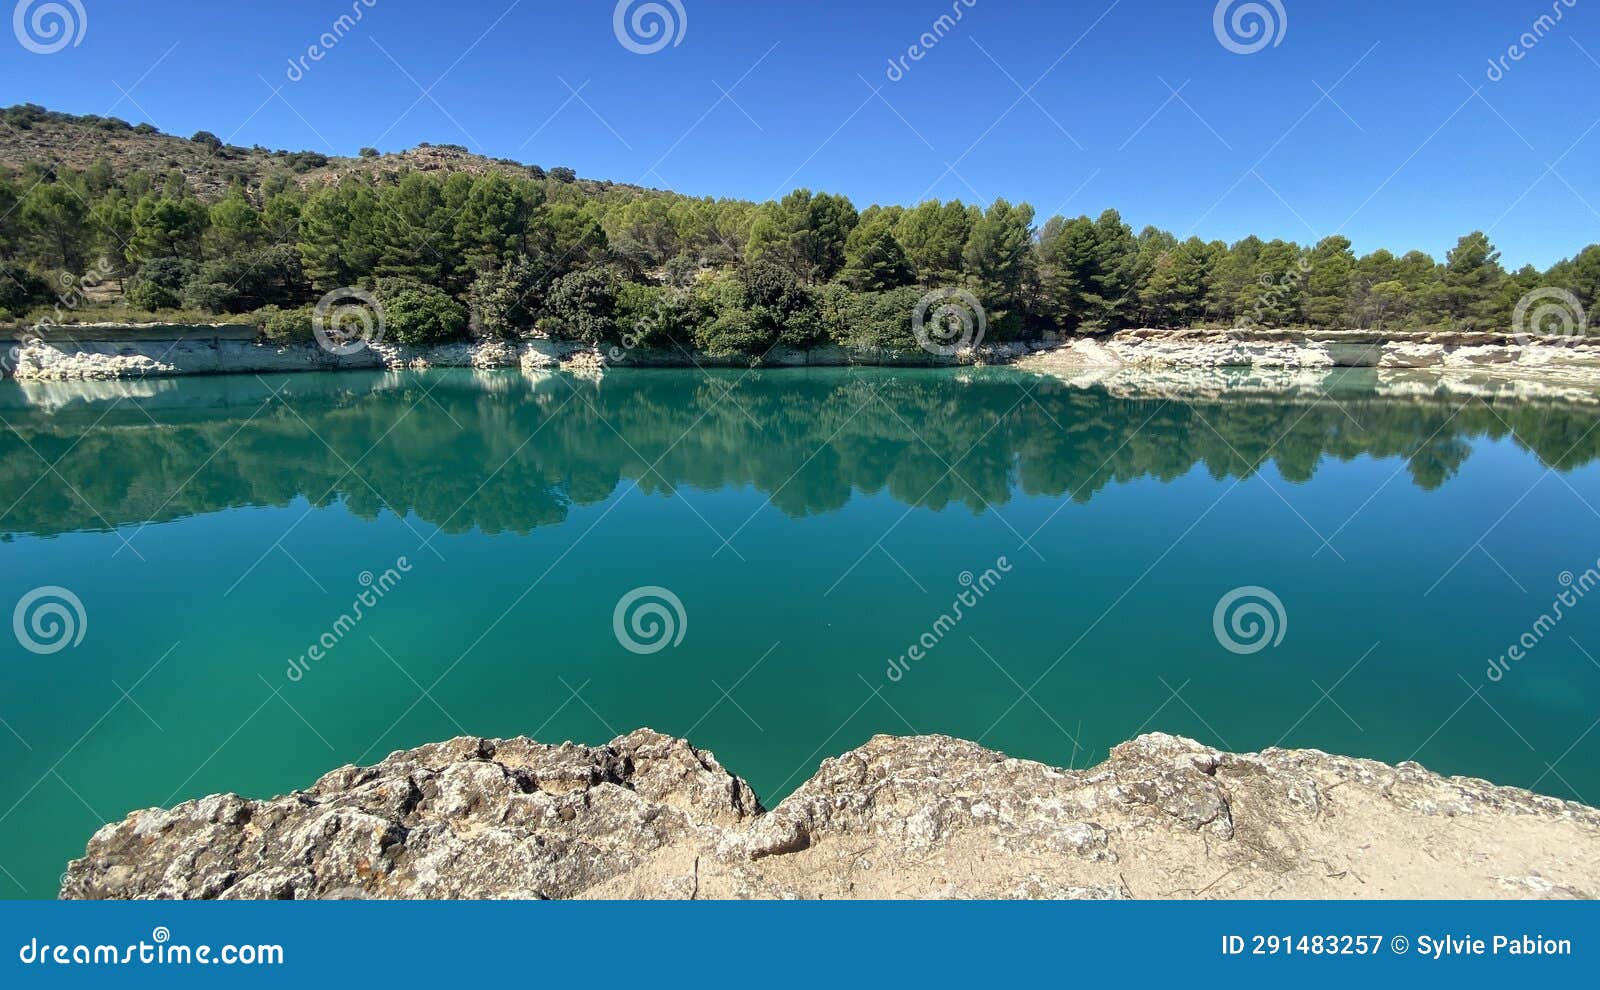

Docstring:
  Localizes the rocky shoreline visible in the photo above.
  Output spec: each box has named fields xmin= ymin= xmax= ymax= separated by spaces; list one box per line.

xmin=9 ymin=326 xmax=1600 ymax=393
xmin=3 ymin=329 xmax=1040 ymax=382
xmin=61 ymin=729 xmax=1600 ymax=900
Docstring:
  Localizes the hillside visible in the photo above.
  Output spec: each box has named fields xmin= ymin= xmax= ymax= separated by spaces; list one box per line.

xmin=0 ymin=103 xmax=625 ymax=198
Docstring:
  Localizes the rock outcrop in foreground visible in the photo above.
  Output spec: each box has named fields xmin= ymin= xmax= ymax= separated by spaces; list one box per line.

xmin=62 ymin=731 xmax=1600 ymax=899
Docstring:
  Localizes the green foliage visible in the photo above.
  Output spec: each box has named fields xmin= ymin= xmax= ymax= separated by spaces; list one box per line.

xmin=542 ymin=267 xmax=620 ymax=344
xmin=20 ymin=182 xmax=90 ymax=271
xmin=1302 ymin=236 xmax=1356 ymax=327
xmin=183 ymin=244 xmax=307 ymax=314
xmin=815 ymin=283 xmax=923 ymax=350
xmin=256 ymin=306 xmax=314 ymax=344
xmin=616 ymin=282 xmax=700 ymax=350
xmin=962 ymin=198 xmax=1034 ymax=336
xmin=374 ymin=278 xmax=469 ymax=345
xmin=129 ymin=193 xmax=207 ymax=264
xmin=0 ymin=263 xmax=54 ymax=314
xmin=126 ymin=258 xmax=197 ymax=311
xmin=5 ymin=112 xmax=1596 ymax=351
xmin=896 ymin=200 xmax=974 ymax=286
xmin=748 ymin=189 xmax=858 ymax=284
xmin=468 ymin=256 xmax=551 ymax=340
xmin=839 ymin=216 xmax=915 ymax=291
xmin=1040 ymin=209 xmax=1138 ymax=333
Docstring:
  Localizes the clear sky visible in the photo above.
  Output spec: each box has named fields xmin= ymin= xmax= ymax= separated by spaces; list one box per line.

xmin=2 ymin=0 xmax=1597 ymax=268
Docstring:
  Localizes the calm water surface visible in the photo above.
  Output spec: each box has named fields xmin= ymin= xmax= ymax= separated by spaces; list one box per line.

xmin=3 ymin=366 xmax=1600 ymax=897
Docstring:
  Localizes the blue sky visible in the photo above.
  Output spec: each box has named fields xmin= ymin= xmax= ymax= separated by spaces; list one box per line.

xmin=1 ymin=0 xmax=1597 ymax=268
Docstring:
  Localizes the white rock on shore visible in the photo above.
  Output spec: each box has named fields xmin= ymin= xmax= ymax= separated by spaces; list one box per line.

xmin=4 ymin=327 xmax=1062 ymax=382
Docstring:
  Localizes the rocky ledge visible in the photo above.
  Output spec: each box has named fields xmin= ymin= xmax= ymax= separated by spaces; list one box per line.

xmin=62 ymin=730 xmax=1600 ymax=899
xmin=1020 ymin=327 xmax=1600 ymax=392
xmin=5 ymin=333 xmax=1042 ymax=381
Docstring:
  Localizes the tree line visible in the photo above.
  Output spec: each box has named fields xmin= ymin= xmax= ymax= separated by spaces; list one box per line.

xmin=3 ymin=116 xmax=1598 ymax=354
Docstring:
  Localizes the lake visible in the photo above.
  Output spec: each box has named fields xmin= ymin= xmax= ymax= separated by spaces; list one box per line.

xmin=3 ymin=365 xmax=1599 ymax=898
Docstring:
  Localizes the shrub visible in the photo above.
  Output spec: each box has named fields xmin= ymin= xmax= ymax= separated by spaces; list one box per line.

xmin=359 ymin=147 xmax=379 ymax=158
xmin=468 ymin=256 xmax=552 ymax=340
xmin=549 ymin=166 xmax=577 ymax=184
xmin=0 ymin=263 xmax=55 ymax=315
xmin=373 ymin=278 xmax=468 ymax=345
xmin=257 ymin=306 xmax=314 ymax=344
xmin=616 ymin=282 xmax=700 ymax=350
xmin=541 ymin=267 xmax=619 ymax=344
xmin=126 ymin=258 xmax=197 ymax=311
xmin=181 ymin=245 xmax=307 ymax=314
xmin=693 ymin=308 xmax=773 ymax=356
xmin=816 ymin=284 xmax=923 ymax=350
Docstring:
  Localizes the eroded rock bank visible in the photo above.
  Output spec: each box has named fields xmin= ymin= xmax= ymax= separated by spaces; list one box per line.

xmin=1017 ymin=327 xmax=1600 ymax=385
xmin=5 ymin=332 xmax=1042 ymax=381
xmin=61 ymin=730 xmax=1600 ymax=900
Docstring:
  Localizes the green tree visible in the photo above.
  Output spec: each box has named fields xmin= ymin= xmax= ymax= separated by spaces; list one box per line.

xmin=1139 ymin=237 xmax=1216 ymax=326
xmin=297 ymin=182 xmax=380 ymax=291
xmin=839 ymin=214 xmax=914 ymax=291
xmin=895 ymin=200 xmax=973 ymax=286
xmin=206 ymin=186 xmax=264 ymax=257
xmin=961 ymin=198 xmax=1034 ymax=335
xmin=128 ymin=192 xmax=207 ymax=264
xmin=542 ymin=266 xmax=620 ymax=344
xmin=21 ymin=182 xmax=90 ymax=271
xmin=375 ymin=173 xmax=454 ymax=287
xmin=1038 ymin=209 xmax=1137 ymax=332
xmin=1302 ymin=235 xmax=1357 ymax=328
xmin=1437 ymin=232 xmax=1503 ymax=329
xmin=88 ymin=192 xmax=136 ymax=285
xmin=747 ymin=189 xmax=858 ymax=283
xmin=468 ymin=255 xmax=553 ymax=340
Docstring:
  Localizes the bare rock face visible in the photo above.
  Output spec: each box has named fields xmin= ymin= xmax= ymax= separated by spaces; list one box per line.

xmin=62 ymin=731 xmax=1600 ymax=900
xmin=62 ymin=730 xmax=759 ymax=900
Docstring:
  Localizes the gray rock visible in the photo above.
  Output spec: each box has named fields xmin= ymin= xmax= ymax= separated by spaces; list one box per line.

xmin=61 ymin=730 xmax=1600 ymax=900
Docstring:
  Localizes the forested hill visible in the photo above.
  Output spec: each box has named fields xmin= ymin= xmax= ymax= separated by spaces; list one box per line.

xmin=3 ymin=104 xmax=1598 ymax=357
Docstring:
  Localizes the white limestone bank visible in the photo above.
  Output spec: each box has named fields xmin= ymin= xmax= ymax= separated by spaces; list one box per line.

xmin=1019 ymin=328 xmax=1600 ymax=400
xmin=5 ymin=331 xmax=1041 ymax=381
xmin=61 ymin=730 xmax=1600 ymax=900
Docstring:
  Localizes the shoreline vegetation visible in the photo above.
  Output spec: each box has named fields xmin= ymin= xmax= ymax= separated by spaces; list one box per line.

xmin=4 ymin=104 xmax=1598 ymax=368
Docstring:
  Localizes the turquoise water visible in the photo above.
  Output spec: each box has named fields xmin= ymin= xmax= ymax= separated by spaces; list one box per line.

xmin=3 ymin=366 xmax=1600 ymax=898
